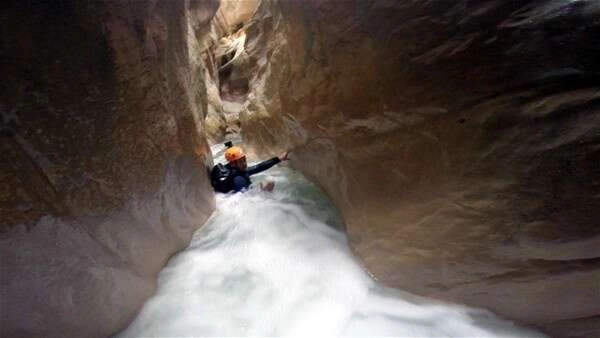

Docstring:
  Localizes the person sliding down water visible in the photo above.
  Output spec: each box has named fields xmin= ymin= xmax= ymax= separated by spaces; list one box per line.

xmin=211 ymin=141 xmax=290 ymax=193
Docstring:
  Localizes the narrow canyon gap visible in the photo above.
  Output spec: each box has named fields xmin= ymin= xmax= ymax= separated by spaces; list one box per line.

xmin=1 ymin=1 xmax=599 ymax=337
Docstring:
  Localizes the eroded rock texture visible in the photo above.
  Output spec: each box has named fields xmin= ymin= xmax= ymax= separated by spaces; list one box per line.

xmin=240 ymin=1 xmax=600 ymax=335
xmin=199 ymin=0 xmax=260 ymax=143
xmin=1 ymin=0 xmax=218 ymax=336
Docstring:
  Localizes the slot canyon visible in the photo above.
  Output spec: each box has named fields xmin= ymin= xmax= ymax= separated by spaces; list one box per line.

xmin=1 ymin=0 xmax=599 ymax=337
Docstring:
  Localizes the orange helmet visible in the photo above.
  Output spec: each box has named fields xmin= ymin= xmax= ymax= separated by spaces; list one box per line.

xmin=225 ymin=146 xmax=245 ymax=162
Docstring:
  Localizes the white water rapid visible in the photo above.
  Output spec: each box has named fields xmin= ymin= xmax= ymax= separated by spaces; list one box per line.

xmin=117 ymin=144 xmax=545 ymax=337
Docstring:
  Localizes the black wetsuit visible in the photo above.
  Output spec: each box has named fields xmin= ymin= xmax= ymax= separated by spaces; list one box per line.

xmin=220 ymin=157 xmax=281 ymax=193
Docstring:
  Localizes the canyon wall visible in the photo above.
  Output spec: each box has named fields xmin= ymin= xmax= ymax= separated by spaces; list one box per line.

xmin=201 ymin=0 xmax=260 ymax=143
xmin=0 ymin=0 xmax=218 ymax=336
xmin=1 ymin=0 xmax=598 ymax=336
xmin=240 ymin=1 xmax=600 ymax=335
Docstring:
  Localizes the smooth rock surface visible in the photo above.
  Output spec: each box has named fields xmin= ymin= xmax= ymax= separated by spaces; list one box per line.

xmin=239 ymin=1 xmax=600 ymax=336
xmin=1 ymin=0 xmax=218 ymax=336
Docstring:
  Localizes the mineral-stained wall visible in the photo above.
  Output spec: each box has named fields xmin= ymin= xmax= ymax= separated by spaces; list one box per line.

xmin=0 ymin=0 xmax=218 ymax=336
xmin=239 ymin=1 xmax=600 ymax=336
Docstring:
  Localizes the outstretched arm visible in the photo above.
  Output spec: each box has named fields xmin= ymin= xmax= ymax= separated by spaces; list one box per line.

xmin=246 ymin=157 xmax=281 ymax=176
xmin=247 ymin=151 xmax=290 ymax=176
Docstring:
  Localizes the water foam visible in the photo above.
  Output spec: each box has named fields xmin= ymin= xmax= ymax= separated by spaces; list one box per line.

xmin=118 ymin=147 xmax=544 ymax=337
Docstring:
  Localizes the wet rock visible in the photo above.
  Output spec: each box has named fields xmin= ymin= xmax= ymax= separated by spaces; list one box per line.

xmin=239 ymin=1 xmax=600 ymax=336
xmin=201 ymin=1 xmax=259 ymax=143
xmin=1 ymin=0 xmax=218 ymax=336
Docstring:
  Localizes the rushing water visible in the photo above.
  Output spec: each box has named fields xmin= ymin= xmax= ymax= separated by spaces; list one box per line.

xmin=118 ymin=145 xmax=544 ymax=337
